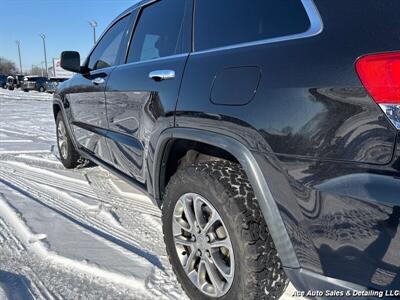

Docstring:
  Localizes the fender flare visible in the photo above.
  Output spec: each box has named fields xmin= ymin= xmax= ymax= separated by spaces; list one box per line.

xmin=52 ymin=99 xmax=80 ymax=151
xmin=153 ymin=127 xmax=300 ymax=269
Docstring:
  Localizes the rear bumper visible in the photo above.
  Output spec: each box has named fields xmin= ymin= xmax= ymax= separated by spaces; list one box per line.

xmin=252 ymin=145 xmax=400 ymax=292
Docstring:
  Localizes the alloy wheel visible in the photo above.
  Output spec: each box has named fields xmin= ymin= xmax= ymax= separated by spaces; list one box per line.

xmin=57 ymin=120 xmax=68 ymax=159
xmin=173 ymin=193 xmax=235 ymax=297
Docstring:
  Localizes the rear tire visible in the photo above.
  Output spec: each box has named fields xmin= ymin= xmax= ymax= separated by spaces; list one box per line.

xmin=56 ymin=112 xmax=81 ymax=169
xmin=39 ymin=86 xmax=45 ymax=92
xmin=162 ymin=160 xmax=289 ymax=300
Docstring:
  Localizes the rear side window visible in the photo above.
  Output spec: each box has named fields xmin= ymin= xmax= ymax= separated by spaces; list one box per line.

xmin=194 ymin=0 xmax=310 ymax=51
xmin=127 ymin=0 xmax=191 ymax=63
xmin=88 ymin=15 xmax=130 ymax=70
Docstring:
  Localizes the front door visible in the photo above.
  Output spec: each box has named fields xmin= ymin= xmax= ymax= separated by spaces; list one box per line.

xmin=105 ymin=0 xmax=192 ymax=182
xmin=68 ymin=13 xmax=131 ymax=162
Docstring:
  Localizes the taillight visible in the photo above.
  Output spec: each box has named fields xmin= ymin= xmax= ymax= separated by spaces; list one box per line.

xmin=356 ymin=52 xmax=400 ymax=129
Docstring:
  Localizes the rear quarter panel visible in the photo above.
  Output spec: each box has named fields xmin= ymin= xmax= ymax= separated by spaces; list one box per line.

xmin=175 ymin=0 xmax=400 ymax=290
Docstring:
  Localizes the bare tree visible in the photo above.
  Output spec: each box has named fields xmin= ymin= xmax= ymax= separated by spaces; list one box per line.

xmin=29 ymin=66 xmax=44 ymax=76
xmin=0 ymin=57 xmax=18 ymax=75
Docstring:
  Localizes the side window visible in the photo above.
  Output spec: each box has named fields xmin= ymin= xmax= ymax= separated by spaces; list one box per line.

xmin=195 ymin=0 xmax=311 ymax=51
xmin=88 ymin=15 xmax=130 ymax=70
xmin=127 ymin=0 xmax=190 ymax=64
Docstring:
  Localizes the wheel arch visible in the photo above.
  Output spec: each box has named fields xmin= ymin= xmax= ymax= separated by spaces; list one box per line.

xmin=52 ymin=99 xmax=80 ymax=152
xmin=153 ymin=127 xmax=300 ymax=269
xmin=53 ymin=102 xmax=62 ymax=120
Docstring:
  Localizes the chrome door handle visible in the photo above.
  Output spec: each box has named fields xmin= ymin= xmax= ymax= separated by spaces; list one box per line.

xmin=149 ymin=70 xmax=175 ymax=81
xmin=92 ymin=77 xmax=105 ymax=85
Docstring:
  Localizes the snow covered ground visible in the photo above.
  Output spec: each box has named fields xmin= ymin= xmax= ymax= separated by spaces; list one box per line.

xmin=0 ymin=88 xmax=300 ymax=299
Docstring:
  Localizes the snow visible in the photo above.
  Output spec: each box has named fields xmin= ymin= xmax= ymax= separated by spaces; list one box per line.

xmin=0 ymin=89 xmax=301 ymax=299
xmin=0 ymin=88 xmax=53 ymax=101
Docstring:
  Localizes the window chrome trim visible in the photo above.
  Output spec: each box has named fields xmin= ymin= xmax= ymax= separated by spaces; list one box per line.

xmin=192 ymin=0 xmax=323 ymax=55
xmin=119 ymin=53 xmax=189 ymax=68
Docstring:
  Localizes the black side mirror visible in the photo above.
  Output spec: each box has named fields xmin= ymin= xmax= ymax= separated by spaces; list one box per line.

xmin=60 ymin=51 xmax=81 ymax=73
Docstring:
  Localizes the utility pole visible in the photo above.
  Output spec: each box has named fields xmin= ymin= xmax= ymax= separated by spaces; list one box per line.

xmin=89 ymin=20 xmax=98 ymax=45
xmin=15 ymin=41 xmax=23 ymax=74
xmin=40 ymin=61 xmax=44 ymax=77
xmin=39 ymin=34 xmax=48 ymax=77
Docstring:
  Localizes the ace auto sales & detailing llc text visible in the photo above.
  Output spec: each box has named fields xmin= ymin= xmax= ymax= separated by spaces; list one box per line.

xmin=293 ymin=290 xmax=400 ymax=298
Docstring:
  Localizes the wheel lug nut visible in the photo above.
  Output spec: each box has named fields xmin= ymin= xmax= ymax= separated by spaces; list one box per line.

xmin=196 ymin=226 xmax=201 ymax=233
xmin=206 ymin=235 xmax=211 ymax=242
xmin=206 ymin=250 xmax=211 ymax=258
xmin=197 ymin=250 xmax=202 ymax=256
xmin=191 ymin=236 xmax=196 ymax=242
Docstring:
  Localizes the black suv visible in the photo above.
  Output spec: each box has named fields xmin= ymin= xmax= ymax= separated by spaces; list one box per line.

xmin=54 ymin=0 xmax=400 ymax=298
xmin=0 ymin=74 xmax=7 ymax=89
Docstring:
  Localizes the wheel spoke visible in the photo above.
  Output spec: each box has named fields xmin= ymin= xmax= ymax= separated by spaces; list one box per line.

xmin=187 ymin=269 xmax=198 ymax=285
xmin=194 ymin=196 xmax=219 ymax=233
xmin=209 ymin=238 xmax=231 ymax=249
xmin=197 ymin=260 xmax=207 ymax=289
xmin=184 ymin=249 xmax=197 ymax=272
xmin=61 ymin=142 xmax=66 ymax=157
xmin=193 ymin=196 xmax=205 ymax=229
xmin=209 ymin=251 xmax=233 ymax=279
xmin=204 ymin=258 xmax=224 ymax=294
xmin=173 ymin=216 xmax=191 ymax=233
xmin=180 ymin=197 xmax=196 ymax=233
xmin=174 ymin=235 xmax=194 ymax=248
xmin=202 ymin=211 xmax=219 ymax=234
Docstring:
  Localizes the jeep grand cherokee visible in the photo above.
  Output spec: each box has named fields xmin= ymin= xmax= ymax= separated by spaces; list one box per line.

xmin=53 ymin=0 xmax=400 ymax=298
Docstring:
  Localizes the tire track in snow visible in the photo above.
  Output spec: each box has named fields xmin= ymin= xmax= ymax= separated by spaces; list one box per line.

xmin=1 ymin=161 xmax=98 ymax=197
xmin=1 ymin=160 xmax=161 ymax=217
xmin=84 ymin=171 xmax=161 ymax=218
xmin=0 ymin=207 xmax=61 ymax=300
xmin=0 ymin=170 xmax=164 ymax=270
xmin=0 ymin=128 xmax=38 ymax=137
xmin=0 ymin=192 xmax=155 ymax=300
xmin=1 ymin=159 xmax=166 ymax=254
xmin=20 ymin=267 xmax=61 ymax=300
xmin=0 ymin=217 xmax=25 ymax=253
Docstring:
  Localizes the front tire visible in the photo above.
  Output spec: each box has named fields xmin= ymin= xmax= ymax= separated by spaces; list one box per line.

xmin=39 ymin=86 xmax=45 ymax=92
xmin=56 ymin=112 xmax=81 ymax=169
xmin=162 ymin=160 xmax=289 ymax=300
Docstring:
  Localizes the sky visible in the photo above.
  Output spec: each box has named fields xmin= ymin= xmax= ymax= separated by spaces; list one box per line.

xmin=0 ymin=0 xmax=139 ymax=73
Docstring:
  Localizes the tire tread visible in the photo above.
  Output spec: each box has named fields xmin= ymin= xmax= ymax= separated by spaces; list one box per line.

xmin=162 ymin=160 xmax=289 ymax=300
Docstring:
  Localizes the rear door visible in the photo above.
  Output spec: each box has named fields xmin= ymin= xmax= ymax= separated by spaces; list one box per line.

xmin=105 ymin=0 xmax=192 ymax=182
xmin=68 ymin=13 xmax=131 ymax=162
